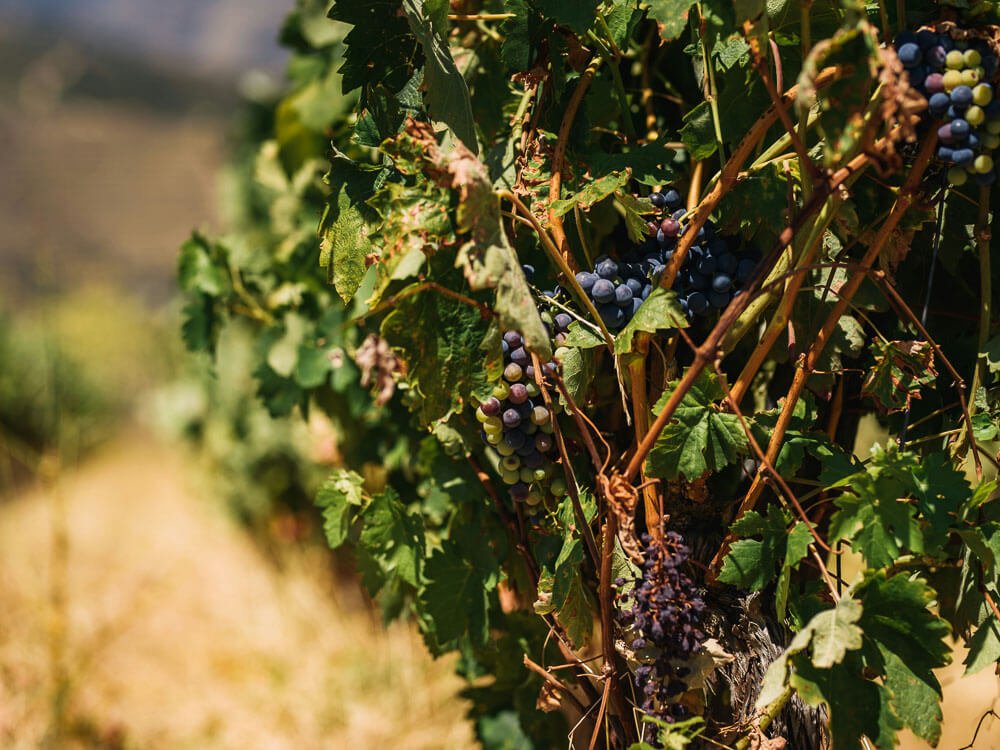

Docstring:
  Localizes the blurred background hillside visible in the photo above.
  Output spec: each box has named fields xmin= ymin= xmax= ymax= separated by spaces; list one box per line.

xmin=0 ymin=2 xmax=476 ymax=748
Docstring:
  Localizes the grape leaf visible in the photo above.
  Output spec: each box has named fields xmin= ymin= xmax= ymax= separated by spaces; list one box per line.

xmin=329 ymin=0 xmax=420 ymax=95
xmin=855 ymin=572 xmax=951 ymax=745
xmin=717 ymin=505 xmax=812 ymax=619
xmin=320 ymin=152 xmax=381 ymax=302
xmin=614 ymin=288 xmax=689 ymax=355
xmin=861 ymin=339 xmax=937 ymax=414
xmin=315 ymin=469 xmax=365 ymax=548
xmin=359 ymin=486 xmax=426 ymax=587
xmin=679 ymin=101 xmax=717 ymax=161
xmin=964 ymin=617 xmax=1000 ymax=674
xmin=402 ymin=0 xmax=478 ymax=153
xmin=424 ymin=530 xmax=499 ymax=645
xmin=586 ymin=142 xmax=677 ymax=186
xmin=645 ymin=370 xmax=749 ymax=481
xmin=646 ymin=0 xmax=698 ymax=41
xmin=533 ymin=0 xmax=599 ymax=34
xmin=549 ymin=495 xmax=597 ymax=648
xmin=549 ymin=169 xmax=632 ymax=216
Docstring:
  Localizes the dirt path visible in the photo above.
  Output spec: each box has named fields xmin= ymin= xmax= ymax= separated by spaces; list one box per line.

xmin=0 ymin=435 xmax=475 ymax=750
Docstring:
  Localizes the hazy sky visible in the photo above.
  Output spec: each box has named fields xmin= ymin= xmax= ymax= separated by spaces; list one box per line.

xmin=0 ymin=0 xmax=291 ymax=76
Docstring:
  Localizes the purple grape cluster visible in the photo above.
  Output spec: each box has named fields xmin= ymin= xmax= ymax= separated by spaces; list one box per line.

xmin=895 ymin=28 xmax=1000 ymax=186
xmin=615 ymin=531 xmax=706 ymax=727
xmin=645 ymin=189 xmax=759 ymax=318
xmin=574 ymin=187 xmax=759 ymax=328
xmin=475 ymin=327 xmax=567 ymax=505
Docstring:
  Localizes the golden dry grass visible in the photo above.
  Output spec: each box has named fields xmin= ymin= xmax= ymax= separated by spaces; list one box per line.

xmin=0 ymin=435 xmax=476 ymax=750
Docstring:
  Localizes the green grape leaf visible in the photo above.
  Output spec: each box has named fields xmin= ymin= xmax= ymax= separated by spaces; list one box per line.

xmin=402 ymin=0 xmax=478 ymax=153
xmin=550 ymin=495 xmax=596 ymax=648
xmin=718 ymin=505 xmax=813 ymax=619
xmin=855 ymin=571 xmax=951 ymax=745
xmin=679 ymin=101 xmax=717 ymax=161
xmin=563 ymin=321 xmax=606 ymax=349
xmin=381 ymin=275 xmax=493 ymax=422
xmin=550 ymin=169 xmax=632 ymax=216
xmin=645 ymin=370 xmax=749 ymax=481
xmin=586 ymin=142 xmax=677 ymax=186
xmin=329 ymin=0 xmax=419 ymax=95
xmin=861 ymin=339 xmax=937 ymax=414
xmin=320 ymin=152 xmax=381 ymax=303
xmin=614 ymin=288 xmax=689 ymax=355
xmin=616 ymin=191 xmax=656 ymax=243
xmin=559 ymin=345 xmax=596 ymax=404
xmin=424 ymin=534 xmax=498 ymax=645
xmin=499 ymin=0 xmax=544 ymax=71
xmin=964 ymin=617 xmax=1000 ymax=674
xmin=533 ymin=0 xmax=599 ymax=34
xmin=315 ymin=470 xmax=365 ymax=549
xmin=646 ymin=0 xmax=697 ymax=41
xmin=359 ymin=486 xmax=426 ymax=588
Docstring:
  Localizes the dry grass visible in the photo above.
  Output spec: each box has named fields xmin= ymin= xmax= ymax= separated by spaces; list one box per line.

xmin=0 ymin=435 xmax=476 ymax=750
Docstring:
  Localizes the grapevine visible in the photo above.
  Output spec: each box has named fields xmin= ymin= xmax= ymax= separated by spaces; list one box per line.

xmin=179 ymin=1 xmax=1000 ymax=748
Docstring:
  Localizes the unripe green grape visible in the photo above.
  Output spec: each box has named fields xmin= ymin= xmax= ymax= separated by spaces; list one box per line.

xmin=523 ymin=422 xmax=538 ymax=435
xmin=475 ymin=407 xmax=489 ymax=423
xmin=504 ymin=362 xmax=523 ymax=382
xmin=967 ymin=105 xmax=986 ymax=126
xmin=948 ymin=166 xmax=969 ymax=185
xmin=986 ymin=119 xmax=1000 ymax=136
xmin=496 ymin=441 xmax=515 ymax=456
xmin=484 ymin=422 xmax=504 ymax=437
xmin=540 ymin=421 xmax=555 ymax=434
xmin=962 ymin=68 xmax=982 ymax=87
xmin=983 ymin=132 xmax=1000 ymax=150
xmin=554 ymin=346 xmax=570 ymax=361
xmin=501 ymin=469 xmax=520 ymax=485
xmin=964 ymin=49 xmax=982 ymax=68
xmin=484 ymin=415 xmax=501 ymax=429
xmin=946 ymin=50 xmax=966 ymax=70
xmin=493 ymin=382 xmax=510 ymax=400
xmin=501 ymin=455 xmax=521 ymax=471
xmin=519 ymin=467 xmax=535 ymax=483
xmin=532 ymin=468 xmax=547 ymax=482
xmin=550 ymin=477 xmax=567 ymax=496
xmin=943 ymin=70 xmax=964 ymax=91
xmin=485 ymin=432 xmax=501 ymax=445
xmin=975 ymin=154 xmax=994 ymax=173
xmin=525 ymin=491 xmax=544 ymax=506
xmin=973 ymin=84 xmax=994 ymax=107
xmin=531 ymin=405 xmax=550 ymax=425
xmin=525 ymin=382 xmax=540 ymax=397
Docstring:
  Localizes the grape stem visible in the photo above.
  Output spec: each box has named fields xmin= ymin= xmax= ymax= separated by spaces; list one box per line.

xmin=549 ymin=55 xmax=604 ymax=272
xmin=713 ymin=133 xmax=941 ymax=574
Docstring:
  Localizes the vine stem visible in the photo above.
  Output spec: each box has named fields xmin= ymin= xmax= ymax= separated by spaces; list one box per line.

xmin=728 ymin=194 xmax=843 ymax=406
xmin=960 ymin=185 xmax=993 ymax=452
xmin=744 ymin=21 xmax=822 ymax=186
xmin=622 ymin=146 xmax=872 ymax=485
xmin=734 ymin=686 xmax=793 ymax=750
xmin=549 ymin=56 xmax=603 ymax=270
xmin=698 ymin=3 xmax=727 ymax=164
xmin=522 ymin=655 xmax=589 ymax=715
xmin=714 ymin=132 xmax=939 ymax=563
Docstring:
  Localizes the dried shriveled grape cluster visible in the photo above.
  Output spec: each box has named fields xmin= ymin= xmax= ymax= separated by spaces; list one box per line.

xmin=475 ymin=326 xmax=567 ymax=505
xmin=896 ymin=28 xmax=1000 ymax=186
xmin=616 ymin=532 xmax=706 ymax=728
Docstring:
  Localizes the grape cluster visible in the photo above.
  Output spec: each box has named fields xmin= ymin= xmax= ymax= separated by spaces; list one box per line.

xmin=896 ymin=28 xmax=1000 ymax=186
xmin=646 ymin=189 xmax=759 ymax=318
xmin=615 ymin=532 xmax=706 ymax=728
xmin=475 ymin=327 xmax=567 ymax=505
xmin=574 ymin=187 xmax=758 ymax=328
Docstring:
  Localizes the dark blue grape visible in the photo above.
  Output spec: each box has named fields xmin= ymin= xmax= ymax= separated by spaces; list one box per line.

xmin=951 ymin=118 xmax=971 ymax=138
xmin=510 ymin=482 xmax=530 ymax=500
xmin=508 ymin=383 xmax=528 ymax=404
xmin=503 ymin=429 xmax=526 ymax=450
xmin=510 ymin=346 xmax=529 ymax=366
xmin=925 ymin=45 xmax=946 ymax=67
xmin=952 ymin=86 xmax=974 ymax=108
xmin=503 ymin=330 xmax=523 ymax=348
xmin=650 ymin=191 xmax=667 ymax=208
xmin=521 ymin=264 xmax=535 ymax=280
xmin=592 ymin=278 xmax=616 ymax=304
xmin=523 ymin=451 xmax=544 ymax=469
xmin=718 ymin=253 xmax=738 ymax=274
xmin=615 ymin=284 xmax=634 ymax=307
xmin=898 ymin=42 xmax=921 ymax=67
xmin=553 ymin=312 xmax=572 ymax=331
xmin=595 ymin=258 xmax=619 ymax=279
xmin=625 ymin=278 xmax=643 ymax=295
xmin=938 ymin=146 xmax=955 ymax=163
xmin=575 ymin=271 xmax=598 ymax=292
xmin=953 ymin=148 xmax=975 ymax=166
xmin=709 ymin=290 xmax=731 ymax=309
xmin=736 ymin=258 xmax=756 ymax=283
xmin=712 ymin=273 xmax=732 ymax=293
xmin=929 ymin=92 xmax=950 ymax=115
xmin=916 ymin=29 xmax=937 ymax=49
xmin=696 ymin=256 xmax=717 ymax=275
xmin=598 ymin=303 xmax=626 ymax=329
xmin=687 ymin=292 xmax=709 ymax=315
xmin=662 ymin=189 xmax=683 ymax=210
